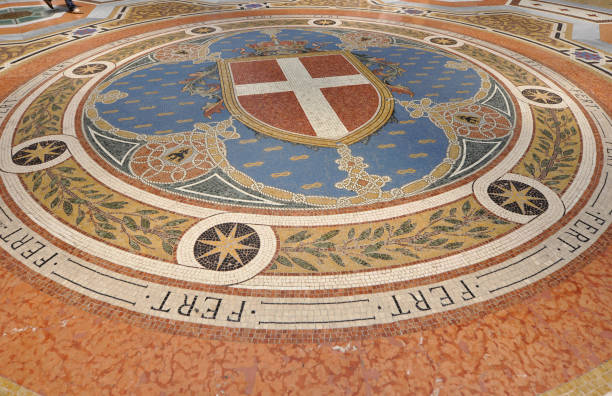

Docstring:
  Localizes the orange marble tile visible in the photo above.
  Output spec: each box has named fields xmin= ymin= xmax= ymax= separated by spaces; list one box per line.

xmin=0 ymin=244 xmax=610 ymax=394
xmin=0 ymin=1 xmax=611 ymax=394
xmin=601 ymin=23 xmax=612 ymax=45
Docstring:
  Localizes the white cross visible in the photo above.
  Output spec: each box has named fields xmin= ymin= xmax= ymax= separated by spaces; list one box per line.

xmin=232 ymin=57 xmax=371 ymax=139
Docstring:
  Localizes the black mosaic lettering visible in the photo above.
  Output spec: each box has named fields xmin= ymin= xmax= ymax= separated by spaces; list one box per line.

xmin=564 ymin=227 xmax=591 ymax=243
xmin=10 ymin=234 xmax=34 ymax=251
xmin=201 ymin=297 xmax=222 ymax=320
xmin=20 ymin=241 xmax=46 ymax=260
xmin=390 ymin=295 xmax=411 ymax=317
xmin=410 ymin=290 xmax=431 ymax=312
xmin=150 ymin=291 xmax=172 ymax=313
xmin=573 ymin=219 xmax=598 ymax=235
xmin=177 ymin=294 xmax=198 ymax=317
xmin=585 ymin=211 xmax=606 ymax=226
xmin=32 ymin=251 xmax=58 ymax=268
xmin=429 ymin=285 xmax=454 ymax=307
xmin=557 ymin=237 xmax=581 ymax=253
xmin=226 ymin=301 xmax=246 ymax=322
xmin=0 ymin=227 xmax=22 ymax=243
xmin=460 ymin=280 xmax=477 ymax=301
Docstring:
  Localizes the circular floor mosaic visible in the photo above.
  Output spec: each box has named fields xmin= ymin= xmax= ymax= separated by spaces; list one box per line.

xmin=0 ymin=15 xmax=610 ymax=342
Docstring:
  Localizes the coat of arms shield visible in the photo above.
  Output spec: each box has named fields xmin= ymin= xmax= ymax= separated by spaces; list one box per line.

xmin=218 ymin=51 xmax=393 ymax=147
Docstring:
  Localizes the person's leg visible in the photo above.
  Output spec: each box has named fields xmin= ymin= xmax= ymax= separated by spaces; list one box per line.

xmin=64 ymin=0 xmax=82 ymax=13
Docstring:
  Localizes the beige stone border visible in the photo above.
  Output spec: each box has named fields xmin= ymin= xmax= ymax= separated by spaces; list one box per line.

xmin=0 ymin=376 xmax=38 ymax=396
xmin=541 ymin=359 xmax=612 ymax=396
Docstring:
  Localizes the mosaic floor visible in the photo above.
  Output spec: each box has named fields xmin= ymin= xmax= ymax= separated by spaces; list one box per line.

xmin=0 ymin=0 xmax=611 ymax=393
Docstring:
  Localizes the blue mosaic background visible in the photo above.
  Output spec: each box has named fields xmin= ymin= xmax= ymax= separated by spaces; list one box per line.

xmin=91 ymin=28 xmax=505 ymax=203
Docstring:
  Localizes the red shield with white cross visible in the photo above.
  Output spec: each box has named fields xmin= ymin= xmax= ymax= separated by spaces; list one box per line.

xmin=219 ymin=51 xmax=393 ymax=147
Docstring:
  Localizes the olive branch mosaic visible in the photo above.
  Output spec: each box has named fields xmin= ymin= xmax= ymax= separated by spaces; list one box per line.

xmin=21 ymin=159 xmax=194 ymax=259
xmin=456 ymin=45 xmax=543 ymax=87
xmin=434 ymin=13 xmax=569 ymax=49
xmin=269 ymin=198 xmax=517 ymax=274
xmin=14 ymin=78 xmax=84 ymax=145
xmin=518 ymin=108 xmax=581 ymax=193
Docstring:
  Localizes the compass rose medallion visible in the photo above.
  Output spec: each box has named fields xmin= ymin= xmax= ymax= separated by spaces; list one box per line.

xmin=193 ymin=223 xmax=261 ymax=271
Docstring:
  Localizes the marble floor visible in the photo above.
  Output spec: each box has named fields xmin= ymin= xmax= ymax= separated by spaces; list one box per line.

xmin=0 ymin=0 xmax=611 ymax=394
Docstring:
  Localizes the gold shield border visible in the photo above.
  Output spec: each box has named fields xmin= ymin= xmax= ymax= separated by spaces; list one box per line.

xmin=218 ymin=50 xmax=394 ymax=147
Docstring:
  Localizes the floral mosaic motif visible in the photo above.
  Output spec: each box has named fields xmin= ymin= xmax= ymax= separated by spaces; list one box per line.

xmin=153 ymin=43 xmax=208 ymax=63
xmin=270 ymin=198 xmax=515 ymax=273
xmin=401 ymin=98 xmax=512 ymax=140
xmin=12 ymin=141 xmax=67 ymax=166
xmin=487 ymin=180 xmax=548 ymax=216
xmin=130 ymin=131 xmax=221 ymax=184
xmin=521 ymin=88 xmax=563 ymax=105
xmin=96 ymin=89 xmax=127 ymax=105
xmin=73 ymin=63 xmax=108 ymax=76
xmin=334 ymin=145 xmax=391 ymax=201
xmin=21 ymin=159 xmax=194 ymax=258
xmin=444 ymin=60 xmax=469 ymax=71
xmin=124 ymin=118 xmax=239 ymax=184
xmin=337 ymin=31 xmax=393 ymax=51
xmin=448 ymin=105 xmax=513 ymax=139
xmin=519 ymin=108 xmax=581 ymax=193
xmin=13 ymin=77 xmax=84 ymax=145
xmin=193 ymin=223 xmax=260 ymax=271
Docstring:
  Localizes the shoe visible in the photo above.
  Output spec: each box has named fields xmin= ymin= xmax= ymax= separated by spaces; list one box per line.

xmin=69 ymin=7 xmax=83 ymax=13
xmin=43 ymin=0 xmax=54 ymax=9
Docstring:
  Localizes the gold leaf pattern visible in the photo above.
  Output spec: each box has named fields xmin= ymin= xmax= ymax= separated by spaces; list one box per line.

xmin=456 ymin=45 xmax=543 ymax=86
xmin=101 ymin=3 xmax=231 ymax=29
xmin=514 ymin=108 xmax=581 ymax=194
xmin=269 ymin=198 xmax=517 ymax=274
xmin=0 ymin=36 xmax=66 ymax=66
xmin=20 ymin=159 xmax=195 ymax=260
xmin=13 ymin=78 xmax=84 ymax=145
xmin=432 ymin=13 xmax=570 ymax=49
